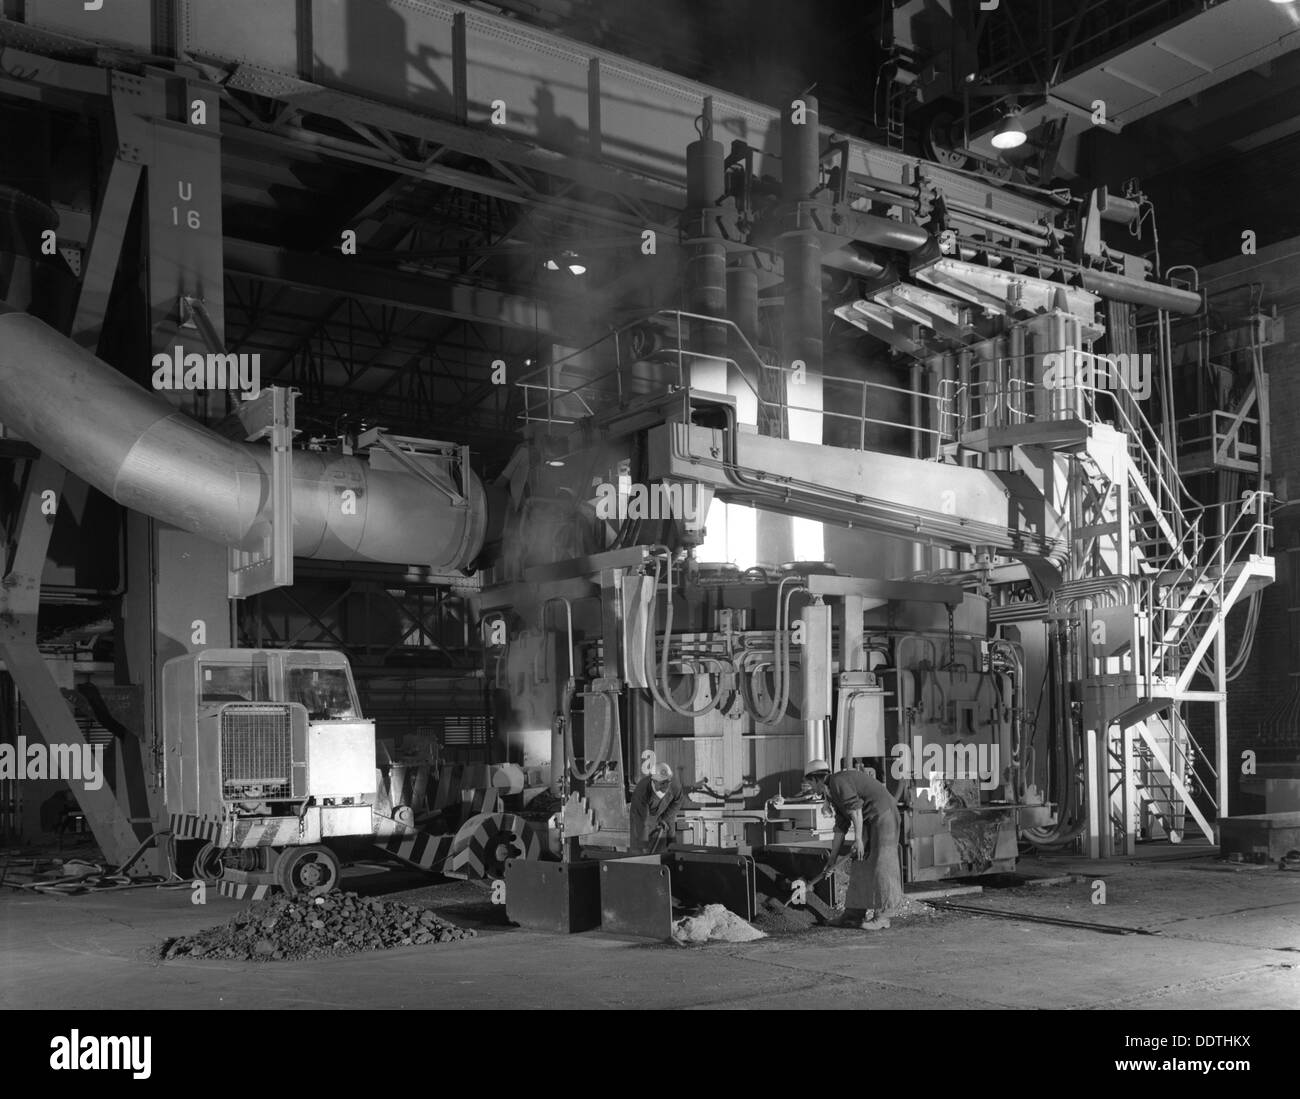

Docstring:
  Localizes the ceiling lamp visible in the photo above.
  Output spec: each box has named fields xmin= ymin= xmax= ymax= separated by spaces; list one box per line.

xmin=542 ymin=250 xmax=586 ymax=275
xmin=991 ymin=106 xmax=1027 ymax=151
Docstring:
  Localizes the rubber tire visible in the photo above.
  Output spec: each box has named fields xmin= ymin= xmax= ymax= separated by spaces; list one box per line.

xmin=274 ymin=845 xmax=341 ymax=897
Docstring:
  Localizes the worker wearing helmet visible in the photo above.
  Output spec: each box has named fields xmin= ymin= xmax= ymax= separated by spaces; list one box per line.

xmin=629 ymin=761 xmax=684 ymax=853
xmin=801 ymin=759 xmax=903 ymax=930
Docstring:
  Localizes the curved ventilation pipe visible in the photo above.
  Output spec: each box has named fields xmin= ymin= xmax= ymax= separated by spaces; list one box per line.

xmin=0 ymin=311 xmax=491 ymax=570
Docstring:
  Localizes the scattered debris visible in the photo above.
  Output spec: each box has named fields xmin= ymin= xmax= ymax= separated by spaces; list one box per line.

xmin=672 ymin=904 xmax=766 ymax=944
xmin=751 ymin=897 xmax=817 ymax=933
xmin=882 ymin=895 xmax=935 ymax=918
xmin=161 ymin=890 xmax=476 ymax=961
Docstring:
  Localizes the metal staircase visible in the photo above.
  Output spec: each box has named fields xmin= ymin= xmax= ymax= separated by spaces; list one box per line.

xmin=1072 ymin=357 xmax=1273 ymax=851
xmin=1132 ymin=709 xmax=1212 ymax=844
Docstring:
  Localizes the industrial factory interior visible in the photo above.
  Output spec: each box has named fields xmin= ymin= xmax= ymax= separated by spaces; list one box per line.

xmin=2 ymin=0 xmax=1299 ymax=1042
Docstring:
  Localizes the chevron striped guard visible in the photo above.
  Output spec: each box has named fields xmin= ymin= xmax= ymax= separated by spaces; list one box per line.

xmin=447 ymin=813 xmax=540 ymax=879
xmin=217 ymin=880 xmax=275 ymax=901
xmin=169 ymin=812 xmax=221 ymax=843
xmin=223 ymin=816 xmax=302 ymax=848
xmin=376 ymin=829 xmax=455 ymax=872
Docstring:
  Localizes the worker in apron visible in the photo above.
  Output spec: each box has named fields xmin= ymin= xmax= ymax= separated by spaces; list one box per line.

xmin=802 ymin=759 xmax=904 ymax=930
xmin=628 ymin=762 xmax=684 ymax=853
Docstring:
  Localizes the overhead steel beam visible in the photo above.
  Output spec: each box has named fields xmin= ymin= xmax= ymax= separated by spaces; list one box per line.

xmin=224 ymin=237 xmax=553 ymax=335
xmin=5 ymin=0 xmax=1067 ymax=229
xmin=221 ymin=117 xmax=677 ymax=238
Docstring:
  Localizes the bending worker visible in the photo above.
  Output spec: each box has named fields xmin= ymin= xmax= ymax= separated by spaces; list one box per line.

xmin=803 ymin=759 xmax=904 ymax=930
xmin=629 ymin=761 xmax=684 ymax=852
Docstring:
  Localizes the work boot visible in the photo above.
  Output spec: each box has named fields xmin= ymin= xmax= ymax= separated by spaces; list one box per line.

xmin=860 ymin=914 xmax=891 ymax=930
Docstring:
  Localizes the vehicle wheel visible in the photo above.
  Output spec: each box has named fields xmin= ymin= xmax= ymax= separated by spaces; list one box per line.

xmin=275 ymin=845 xmax=341 ymax=896
xmin=924 ymin=112 xmax=970 ymax=169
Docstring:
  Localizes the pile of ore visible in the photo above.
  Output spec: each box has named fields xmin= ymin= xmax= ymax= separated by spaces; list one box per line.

xmin=162 ymin=890 xmax=476 ymax=961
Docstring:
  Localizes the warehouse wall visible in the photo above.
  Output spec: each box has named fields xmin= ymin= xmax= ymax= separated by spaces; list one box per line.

xmin=1188 ymin=237 xmax=1300 ymax=813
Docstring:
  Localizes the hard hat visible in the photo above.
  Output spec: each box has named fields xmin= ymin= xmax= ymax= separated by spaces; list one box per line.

xmin=651 ymin=762 xmax=674 ymax=782
xmin=804 ymin=759 xmax=830 ymax=777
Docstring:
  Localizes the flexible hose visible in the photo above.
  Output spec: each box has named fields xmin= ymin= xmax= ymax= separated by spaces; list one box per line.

xmin=1024 ymin=623 xmax=1086 ymax=847
xmin=733 ymin=576 xmax=801 ymax=726
xmin=751 ymin=579 xmax=803 ymax=726
xmin=659 ymin=553 xmax=721 ymax=718
xmin=642 ymin=553 xmax=718 ymax=719
xmin=567 ymin=683 xmax=616 ymax=781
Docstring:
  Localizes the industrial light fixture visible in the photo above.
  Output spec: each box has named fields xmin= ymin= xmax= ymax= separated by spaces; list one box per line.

xmin=991 ymin=105 xmax=1027 ymax=151
xmin=540 ymin=435 xmax=568 ymax=468
xmin=542 ymin=250 xmax=586 ymax=275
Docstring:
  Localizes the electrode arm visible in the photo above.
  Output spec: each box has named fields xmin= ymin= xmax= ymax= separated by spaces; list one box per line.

xmin=647 ymin=413 xmax=1067 ymax=582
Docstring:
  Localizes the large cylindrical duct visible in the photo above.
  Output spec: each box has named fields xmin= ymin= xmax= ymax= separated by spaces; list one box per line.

xmin=780 ymin=94 xmax=824 ymax=410
xmin=0 ymin=311 xmax=491 ymax=570
xmin=726 ymin=263 xmax=759 ymax=424
xmin=685 ymin=135 xmax=729 ymax=396
xmin=777 ymin=94 xmax=825 ymax=566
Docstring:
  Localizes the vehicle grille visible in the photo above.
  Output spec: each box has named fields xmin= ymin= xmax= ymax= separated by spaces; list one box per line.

xmin=220 ymin=704 xmax=293 ymax=800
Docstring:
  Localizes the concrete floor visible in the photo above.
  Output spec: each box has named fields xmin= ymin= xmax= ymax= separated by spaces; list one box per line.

xmin=2 ymin=843 xmax=1298 ymax=1010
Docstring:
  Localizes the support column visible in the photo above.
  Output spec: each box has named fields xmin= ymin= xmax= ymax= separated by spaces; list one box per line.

xmin=779 ymin=94 xmax=824 ymax=563
xmin=1008 ymin=323 xmax=1026 ymax=425
xmin=686 ymin=110 xmax=752 ymax=565
xmin=1121 ymin=722 xmax=1137 ymax=856
xmin=1086 ymin=725 xmax=1102 ymax=859
xmin=114 ymin=73 xmax=234 ymax=788
xmin=909 ymin=364 xmax=928 ymax=573
xmin=727 ymin=263 xmax=760 ymax=426
xmin=1214 ymin=619 xmax=1228 ymax=833
xmin=685 ymin=119 xmax=728 ymax=396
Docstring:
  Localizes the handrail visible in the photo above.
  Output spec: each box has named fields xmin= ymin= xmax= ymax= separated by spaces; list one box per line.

xmin=517 ymin=309 xmax=951 ymax=454
xmin=516 ymin=308 xmax=771 ymax=419
xmin=1146 ymin=491 xmax=1272 ymax=679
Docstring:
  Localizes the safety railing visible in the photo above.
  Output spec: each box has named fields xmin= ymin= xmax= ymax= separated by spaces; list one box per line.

xmin=933 ymin=351 xmax=1206 ymax=575
xmin=518 ymin=309 xmax=778 ymax=428
xmin=1136 ymin=709 xmax=1216 ymax=829
xmin=517 ymin=309 xmax=950 ymax=454
xmin=1138 ymin=491 xmax=1271 ymax=690
xmin=1177 ymin=410 xmax=1261 ymax=471
xmin=518 ymin=323 xmax=1268 ymax=611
